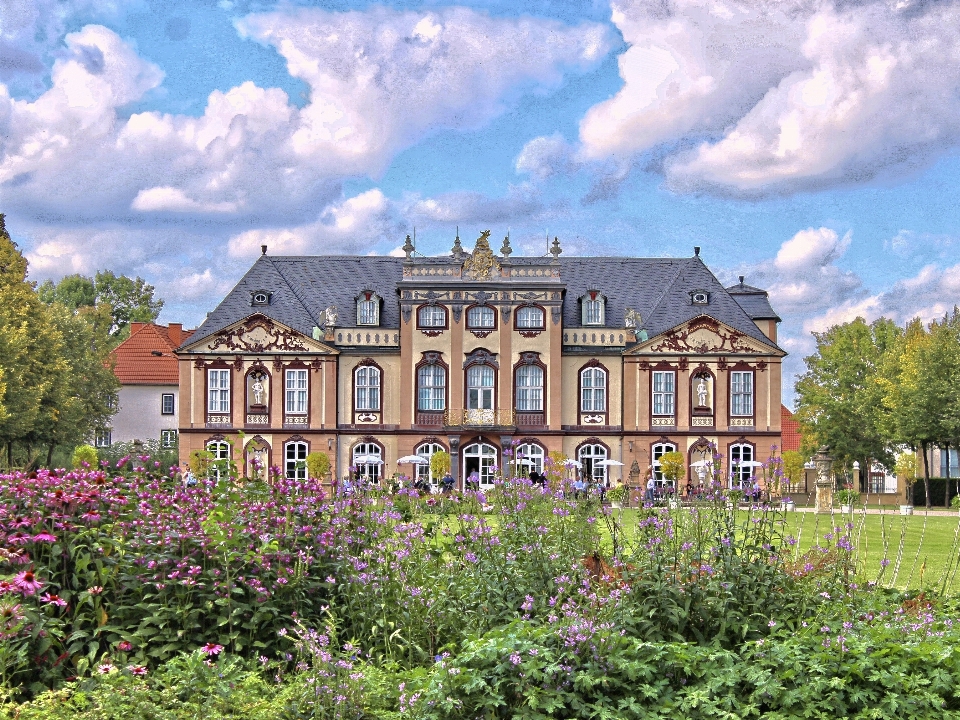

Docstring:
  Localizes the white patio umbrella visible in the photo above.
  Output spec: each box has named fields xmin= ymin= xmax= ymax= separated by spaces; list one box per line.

xmin=690 ymin=459 xmax=712 ymax=469
xmin=354 ymin=455 xmax=383 ymax=464
xmin=397 ymin=455 xmax=429 ymax=464
xmin=563 ymin=459 xmax=583 ymax=468
xmin=515 ymin=458 xmax=536 ymax=466
xmin=735 ymin=460 xmax=764 ymax=468
xmin=597 ymin=459 xmax=624 ymax=467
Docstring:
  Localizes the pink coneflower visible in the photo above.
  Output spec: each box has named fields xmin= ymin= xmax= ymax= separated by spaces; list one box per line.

xmin=127 ymin=665 xmax=148 ymax=676
xmin=201 ymin=643 xmax=224 ymax=656
xmin=117 ymin=641 xmax=133 ymax=651
xmin=0 ymin=581 xmax=16 ymax=595
xmin=40 ymin=593 xmax=68 ymax=607
xmin=32 ymin=532 xmax=57 ymax=543
xmin=97 ymin=663 xmax=115 ymax=674
xmin=88 ymin=586 xmax=104 ymax=595
xmin=14 ymin=571 xmax=42 ymax=596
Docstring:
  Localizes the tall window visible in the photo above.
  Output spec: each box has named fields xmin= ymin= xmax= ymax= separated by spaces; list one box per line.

xmin=652 ymin=442 xmax=677 ymax=483
xmin=729 ymin=443 xmax=754 ymax=489
xmin=418 ymin=305 xmax=446 ymax=327
xmin=579 ymin=444 xmax=607 ymax=482
xmin=352 ymin=443 xmax=382 ymax=483
xmin=514 ymin=442 xmax=545 ymax=476
xmin=417 ymin=364 xmax=446 ymax=411
xmin=161 ymin=393 xmax=175 ymax=415
xmin=94 ymin=429 xmax=112 ymax=448
xmin=467 ymin=306 xmax=495 ymax=328
xmin=285 ymin=441 xmax=308 ymax=480
xmin=357 ymin=298 xmax=379 ymax=325
xmin=941 ymin=449 xmax=960 ymax=477
xmin=160 ymin=429 xmax=178 ymax=448
xmin=516 ymin=306 xmax=544 ymax=328
xmin=285 ymin=369 xmax=308 ymax=414
xmin=652 ymin=371 xmax=675 ymax=416
xmin=580 ymin=366 xmax=607 ymax=412
xmin=515 ymin=365 xmax=543 ymax=411
xmin=354 ymin=365 xmax=381 ymax=411
xmin=206 ymin=440 xmax=230 ymax=481
xmin=731 ymin=371 xmax=754 ymax=416
xmin=582 ymin=297 xmax=604 ymax=325
xmin=207 ymin=369 xmax=230 ymax=413
xmin=416 ymin=442 xmax=444 ymax=487
xmin=466 ymin=365 xmax=495 ymax=410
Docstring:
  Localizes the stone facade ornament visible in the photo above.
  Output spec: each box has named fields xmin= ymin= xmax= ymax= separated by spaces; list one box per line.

xmin=814 ymin=446 xmax=834 ymax=514
xmin=462 ymin=230 xmax=501 ymax=280
xmin=324 ymin=306 xmax=338 ymax=328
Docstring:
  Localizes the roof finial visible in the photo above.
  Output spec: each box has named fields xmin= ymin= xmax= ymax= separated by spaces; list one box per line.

xmin=694 ymin=246 xmax=700 ymax=256
xmin=739 ymin=275 xmax=745 ymax=285
xmin=500 ymin=233 xmax=512 ymax=257
xmin=549 ymin=236 xmax=562 ymax=260
xmin=402 ymin=233 xmax=415 ymax=260
xmin=261 ymin=244 xmax=267 ymax=255
xmin=452 ymin=229 xmax=464 ymax=260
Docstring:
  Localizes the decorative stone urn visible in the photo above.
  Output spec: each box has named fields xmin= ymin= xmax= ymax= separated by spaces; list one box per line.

xmin=814 ymin=446 xmax=834 ymax=514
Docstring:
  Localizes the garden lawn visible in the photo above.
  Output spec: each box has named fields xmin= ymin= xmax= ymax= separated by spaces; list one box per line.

xmin=603 ymin=506 xmax=960 ymax=590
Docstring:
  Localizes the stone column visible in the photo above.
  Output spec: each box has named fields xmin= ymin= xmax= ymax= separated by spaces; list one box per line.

xmin=449 ymin=435 xmax=461 ymax=490
xmin=814 ymin=446 xmax=834 ymax=514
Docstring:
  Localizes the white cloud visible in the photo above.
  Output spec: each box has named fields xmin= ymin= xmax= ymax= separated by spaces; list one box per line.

xmin=406 ymin=184 xmax=547 ymax=225
xmin=131 ymin=187 xmax=238 ymax=213
xmin=564 ymin=0 xmax=960 ymax=196
xmin=515 ymin=133 xmax=579 ymax=180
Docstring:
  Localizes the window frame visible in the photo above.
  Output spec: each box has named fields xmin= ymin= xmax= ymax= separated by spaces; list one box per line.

xmin=94 ymin=428 xmax=112 ymax=448
xmin=577 ymin=441 xmax=608 ymax=483
xmin=416 ymin=359 xmax=447 ymax=413
xmin=514 ymin=442 xmax=546 ymax=477
xmin=728 ymin=442 xmax=756 ymax=489
xmin=730 ymin=369 xmax=755 ymax=418
xmin=285 ymin=440 xmax=309 ymax=480
xmin=352 ymin=441 xmax=384 ymax=484
xmin=356 ymin=293 xmax=380 ymax=326
xmin=466 ymin=304 xmax=496 ymax=330
xmin=160 ymin=429 xmax=178 ymax=448
xmin=285 ymin=368 xmax=309 ymax=415
xmin=417 ymin=304 xmax=448 ymax=331
xmin=207 ymin=368 xmax=231 ymax=415
xmin=581 ymin=294 xmax=605 ymax=326
xmin=206 ymin=439 xmax=231 ymax=481
xmin=161 ymin=393 xmax=175 ymax=415
xmin=465 ymin=364 xmax=496 ymax=411
xmin=514 ymin=355 xmax=545 ymax=413
xmin=651 ymin=370 xmax=676 ymax=417
xmin=353 ymin=363 xmax=382 ymax=412
xmin=515 ymin=305 xmax=546 ymax=330
xmin=579 ymin=362 xmax=608 ymax=415
xmin=652 ymin=442 xmax=678 ymax=483
xmin=415 ymin=441 xmax=446 ymax=488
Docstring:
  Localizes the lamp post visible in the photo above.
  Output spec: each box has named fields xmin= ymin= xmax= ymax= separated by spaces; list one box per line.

xmin=853 ymin=460 xmax=861 ymax=494
xmin=814 ymin=446 xmax=834 ymax=514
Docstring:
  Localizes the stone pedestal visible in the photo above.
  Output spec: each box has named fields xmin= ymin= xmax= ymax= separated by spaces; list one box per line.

xmin=815 ymin=482 xmax=834 ymax=514
xmin=813 ymin=446 xmax=834 ymax=514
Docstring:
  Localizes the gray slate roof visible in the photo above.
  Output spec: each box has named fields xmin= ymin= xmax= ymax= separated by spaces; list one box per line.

xmin=184 ymin=253 xmax=781 ymax=352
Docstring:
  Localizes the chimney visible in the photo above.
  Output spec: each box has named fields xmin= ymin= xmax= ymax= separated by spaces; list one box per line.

xmin=130 ymin=322 xmax=145 ymax=335
xmin=168 ymin=323 xmax=183 ymax=345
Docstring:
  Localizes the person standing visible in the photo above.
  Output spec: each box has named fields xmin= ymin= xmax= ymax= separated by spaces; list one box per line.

xmin=645 ymin=470 xmax=656 ymax=504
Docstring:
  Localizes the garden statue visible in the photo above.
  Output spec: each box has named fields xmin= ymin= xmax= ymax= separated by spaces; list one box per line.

xmin=697 ymin=378 xmax=708 ymax=407
xmin=252 ymin=377 xmax=265 ymax=404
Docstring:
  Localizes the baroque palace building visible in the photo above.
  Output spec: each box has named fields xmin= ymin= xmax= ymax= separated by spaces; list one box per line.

xmin=176 ymin=232 xmax=784 ymax=490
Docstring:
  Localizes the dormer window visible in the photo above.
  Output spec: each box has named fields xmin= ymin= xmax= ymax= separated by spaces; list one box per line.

xmin=581 ymin=292 xmax=605 ymax=325
xmin=691 ymin=291 xmax=710 ymax=306
xmin=357 ymin=291 xmax=380 ymax=326
xmin=251 ymin=290 xmax=272 ymax=307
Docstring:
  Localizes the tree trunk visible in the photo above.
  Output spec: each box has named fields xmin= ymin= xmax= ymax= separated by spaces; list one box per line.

xmin=5 ymin=442 xmax=11 ymax=469
xmin=945 ymin=443 xmax=951 ymax=507
xmin=47 ymin=443 xmax=55 ymax=469
xmin=922 ymin=440 xmax=932 ymax=508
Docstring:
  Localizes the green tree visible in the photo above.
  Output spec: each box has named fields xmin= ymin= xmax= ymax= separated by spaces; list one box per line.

xmin=38 ymin=270 xmax=163 ymax=340
xmin=0 ymin=215 xmax=63 ymax=468
xmin=795 ymin=317 xmax=901 ymax=476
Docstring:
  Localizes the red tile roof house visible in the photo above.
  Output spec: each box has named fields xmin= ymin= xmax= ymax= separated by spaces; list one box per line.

xmin=102 ymin=323 xmax=193 ymax=450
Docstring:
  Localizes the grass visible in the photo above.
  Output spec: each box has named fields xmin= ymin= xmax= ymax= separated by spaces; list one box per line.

xmin=603 ymin=504 xmax=960 ymax=591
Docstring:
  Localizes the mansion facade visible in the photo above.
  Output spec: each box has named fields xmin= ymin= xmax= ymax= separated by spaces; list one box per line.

xmin=176 ymin=232 xmax=785 ymax=490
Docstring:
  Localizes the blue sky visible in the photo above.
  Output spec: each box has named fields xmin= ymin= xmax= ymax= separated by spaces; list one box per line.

xmin=4 ymin=0 xmax=960 ymax=401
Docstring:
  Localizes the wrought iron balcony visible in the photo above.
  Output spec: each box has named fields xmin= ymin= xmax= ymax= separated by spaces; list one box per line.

xmin=444 ymin=408 xmax=516 ymax=428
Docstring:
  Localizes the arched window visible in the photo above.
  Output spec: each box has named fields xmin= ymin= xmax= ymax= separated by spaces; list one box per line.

xmin=466 ymin=365 xmax=495 ymax=411
xmin=357 ymin=295 xmax=379 ymax=326
xmin=515 ymin=365 xmax=543 ymax=411
xmin=581 ymin=295 xmax=605 ymax=325
xmin=418 ymin=305 xmax=447 ymax=328
xmin=580 ymin=366 xmax=607 ymax=412
xmin=516 ymin=306 xmax=544 ymax=329
xmin=729 ymin=443 xmax=755 ymax=489
xmin=352 ymin=443 xmax=383 ymax=484
xmin=579 ymin=443 xmax=607 ymax=483
xmin=467 ymin=306 xmax=495 ymax=329
xmin=355 ymin=365 xmax=381 ymax=411
xmin=285 ymin=440 xmax=308 ymax=480
xmin=416 ymin=442 xmax=445 ymax=488
xmin=206 ymin=440 xmax=230 ymax=481
xmin=514 ymin=442 xmax=545 ymax=476
xmin=462 ymin=442 xmax=498 ymax=489
xmin=652 ymin=442 xmax=677 ymax=485
xmin=417 ymin=364 xmax=446 ymax=411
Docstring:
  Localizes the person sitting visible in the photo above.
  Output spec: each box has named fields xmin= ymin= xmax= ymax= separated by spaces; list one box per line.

xmin=441 ymin=472 xmax=454 ymax=494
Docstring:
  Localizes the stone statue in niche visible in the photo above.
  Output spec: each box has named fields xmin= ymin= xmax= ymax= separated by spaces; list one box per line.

xmin=252 ymin=378 xmax=265 ymax=404
xmin=697 ymin=379 xmax=708 ymax=407
xmin=693 ymin=374 xmax=712 ymax=413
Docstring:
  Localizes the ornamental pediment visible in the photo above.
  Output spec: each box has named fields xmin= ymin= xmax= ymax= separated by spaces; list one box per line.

xmin=626 ymin=315 xmax=781 ymax=356
xmin=183 ymin=314 xmax=337 ymax=354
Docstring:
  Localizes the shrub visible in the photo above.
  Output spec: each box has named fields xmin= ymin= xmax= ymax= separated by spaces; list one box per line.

xmin=607 ymin=484 xmax=628 ymax=505
xmin=429 ymin=451 xmax=450 ymax=479
xmin=658 ymin=451 xmax=685 ymax=485
xmin=71 ymin=445 xmax=97 ymax=469
xmin=837 ymin=487 xmax=861 ymax=505
xmin=305 ymin=451 xmax=330 ymax=479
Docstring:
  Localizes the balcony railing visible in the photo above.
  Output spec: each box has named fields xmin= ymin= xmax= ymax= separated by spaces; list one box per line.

xmin=516 ymin=412 xmax=545 ymax=427
xmin=415 ymin=411 xmax=445 ymax=426
xmin=444 ymin=408 xmax=516 ymax=428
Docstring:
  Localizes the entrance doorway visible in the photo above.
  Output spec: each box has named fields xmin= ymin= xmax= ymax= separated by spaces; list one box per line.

xmin=462 ymin=442 xmax=498 ymax=489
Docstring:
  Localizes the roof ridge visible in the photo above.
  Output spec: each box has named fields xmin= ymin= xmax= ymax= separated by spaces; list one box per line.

xmin=266 ymin=256 xmax=321 ymax=327
xmin=645 ymin=260 xmax=687 ymax=320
